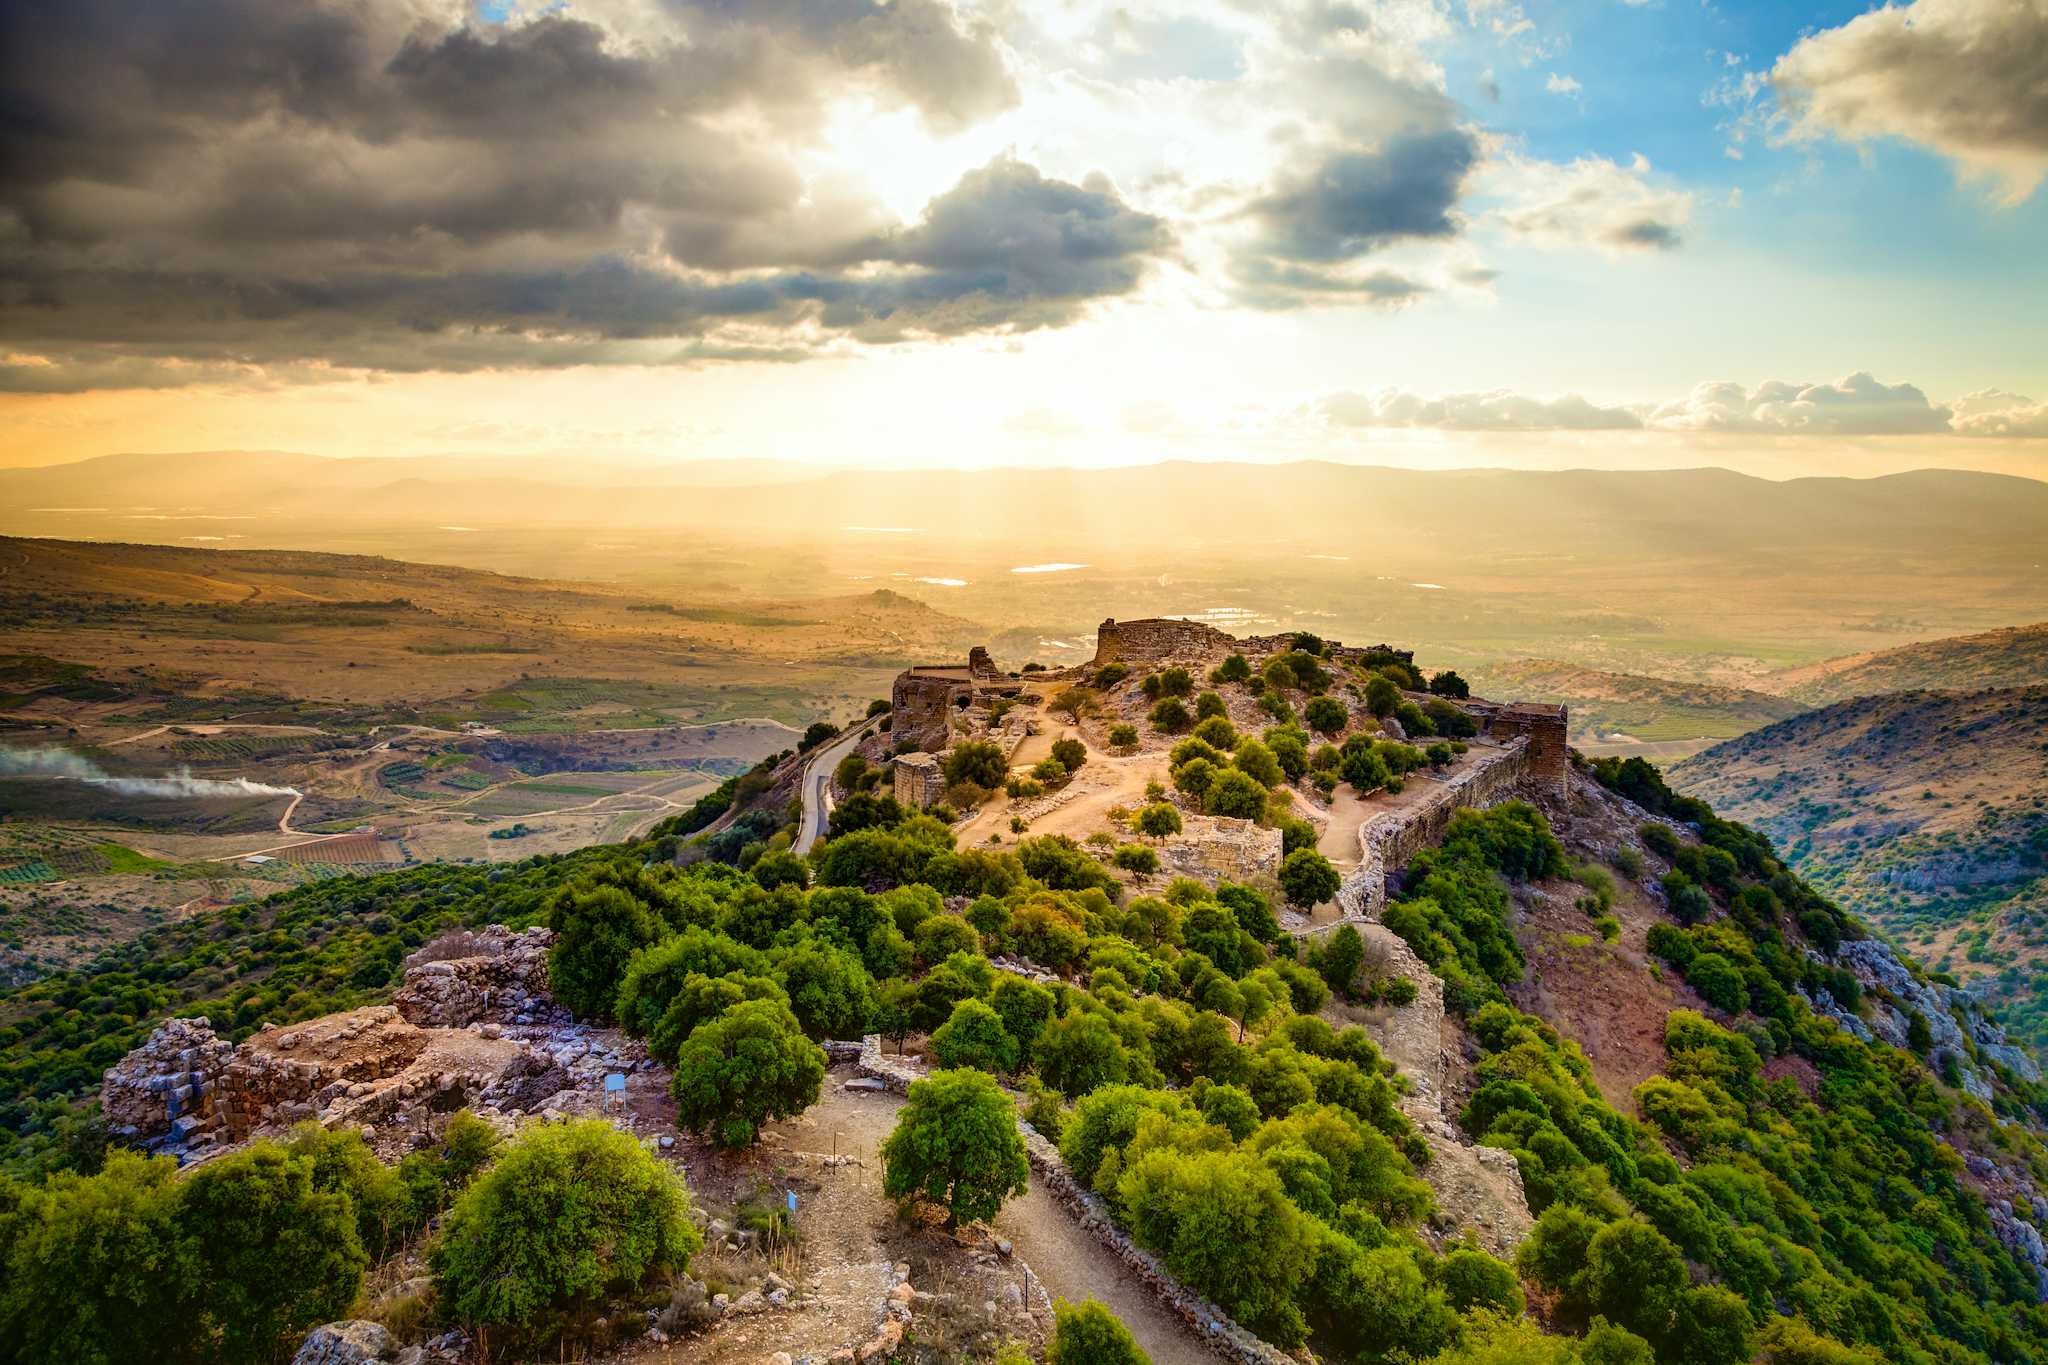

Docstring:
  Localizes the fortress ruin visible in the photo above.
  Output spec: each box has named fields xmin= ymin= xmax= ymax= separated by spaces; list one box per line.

xmin=888 ymin=646 xmax=1022 ymax=751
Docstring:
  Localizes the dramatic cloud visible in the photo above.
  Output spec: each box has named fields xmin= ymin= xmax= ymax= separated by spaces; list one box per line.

xmin=1488 ymin=153 xmax=1692 ymax=252
xmin=0 ymin=0 xmax=1185 ymax=387
xmin=1773 ymin=0 xmax=2048 ymax=201
xmin=1321 ymin=388 xmax=1641 ymax=430
xmin=1645 ymin=373 xmax=1953 ymax=435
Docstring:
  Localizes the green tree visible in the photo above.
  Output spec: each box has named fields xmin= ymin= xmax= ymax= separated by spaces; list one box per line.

xmin=751 ymin=849 xmax=810 ymax=891
xmin=432 ymin=1120 xmax=701 ymax=1346
xmin=1172 ymin=755 xmax=1217 ymax=800
xmin=1304 ymin=696 xmax=1349 ymax=736
xmin=1279 ymin=847 xmax=1341 ymax=908
xmin=1267 ymin=730 xmax=1310 ymax=780
xmin=915 ymin=912 xmax=982 ymax=965
xmin=1048 ymin=1298 xmax=1152 ymax=1364
xmin=1685 ymin=952 xmax=1749 ymax=1014
xmin=1200 ymin=1083 xmax=1263 ymax=1141
xmin=1233 ymin=738 xmax=1284 ymax=788
xmin=1365 ymin=675 xmax=1402 ymax=717
xmin=1316 ymin=923 xmax=1366 ymax=996
xmin=0 ymin=1150 xmax=195 ymax=1365
xmin=1050 ymin=737 xmax=1088 ymax=771
xmin=882 ymin=1068 xmax=1029 ymax=1228
xmin=648 ymin=971 xmax=787 ymax=1065
xmin=1114 ymin=844 xmax=1160 ymax=875
xmin=1108 ymin=723 xmax=1139 ymax=749
xmin=178 ymin=1142 xmax=367 ymax=1364
xmin=1428 ymin=670 xmax=1470 ymax=699
xmin=931 ymin=998 xmax=1021 ymax=1073
xmin=670 ymin=998 xmax=826 ymax=1147
xmin=548 ymin=883 xmax=663 ymax=1022
xmin=800 ymin=720 xmax=840 ymax=751
xmin=1205 ymin=767 xmax=1267 ymax=819
xmin=1035 ymin=1010 xmax=1132 ymax=1098
xmin=945 ymin=741 xmax=1010 ymax=789
xmin=776 ymin=942 xmax=877 ymax=1040
xmin=1136 ymin=802 xmax=1183 ymax=840
xmin=1193 ymin=714 xmax=1239 ymax=750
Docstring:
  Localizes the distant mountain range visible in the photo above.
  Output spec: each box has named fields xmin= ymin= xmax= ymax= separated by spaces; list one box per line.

xmin=6 ymin=452 xmax=2047 ymax=561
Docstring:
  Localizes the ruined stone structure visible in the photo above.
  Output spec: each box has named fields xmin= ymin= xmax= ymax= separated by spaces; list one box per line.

xmin=101 ymin=1015 xmax=236 ymax=1148
xmin=1090 ymin=616 xmax=1238 ymax=665
xmin=888 ymin=648 xmax=1021 ymax=751
xmin=392 ymin=924 xmax=558 ymax=1029
xmin=891 ymin=751 xmax=941 ymax=809
xmin=1159 ymin=816 xmax=1284 ymax=883
xmin=1470 ymin=700 xmax=1569 ymax=799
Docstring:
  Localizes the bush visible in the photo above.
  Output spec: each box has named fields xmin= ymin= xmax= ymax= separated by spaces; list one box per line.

xmin=1149 ymin=698 xmax=1192 ymax=733
xmin=1663 ymin=871 xmax=1713 ymax=925
xmin=670 ymin=999 xmax=826 ymax=1146
xmin=1159 ymin=667 xmax=1194 ymax=697
xmin=1195 ymin=690 xmax=1229 ymax=720
xmin=1050 ymin=737 xmax=1088 ymax=772
xmin=1048 ymin=1298 xmax=1151 ymax=1364
xmin=1017 ymin=835 xmax=1118 ymax=893
xmin=945 ymin=742 xmax=1010 ymax=789
xmin=1684 ymin=952 xmax=1749 ymax=1014
xmin=1108 ymin=723 xmax=1139 ymax=749
xmin=914 ymin=913 xmax=981 ymax=966
xmin=1233 ymin=738 xmax=1284 ymax=788
xmin=1428 ymin=670 xmax=1470 ymax=700
xmin=882 ymin=1068 xmax=1029 ymax=1228
xmin=432 ymin=1120 xmax=701 ymax=1344
xmin=930 ymin=998 xmax=1020 ymax=1074
xmin=1365 ymin=675 xmax=1401 ymax=717
xmin=1278 ymin=847 xmax=1341 ymax=908
xmin=1035 ymin=1010 xmax=1133 ymax=1098
xmin=776 ymin=942 xmax=877 ymax=1040
xmin=1094 ymin=663 xmax=1130 ymax=689
xmin=1211 ymin=654 xmax=1252 ymax=684
xmin=1193 ymin=715 xmax=1239 ymax=751
xmin=1304 ymin=696 xmax=1348 ymax=736
xmin=179 ymin=1142 xmax=368 ymax=1364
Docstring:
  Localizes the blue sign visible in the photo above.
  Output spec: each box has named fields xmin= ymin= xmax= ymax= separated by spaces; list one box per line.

xmin=786 ymin=1190 xmax=798 ymax=1214
xmin=604 ymin=1073 xmax=626 ymax=1093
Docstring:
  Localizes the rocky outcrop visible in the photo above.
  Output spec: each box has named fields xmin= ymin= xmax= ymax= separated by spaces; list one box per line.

xmin=100 ymin=1015 xmax=235 ymax=1149
xmin=1807 ymin=938 xmax=2041 ymax=1100
xmin=393 ymin=925 xmax=561 ymax=1029
xmin=290 ymin=1320 xmax=393 ymax=1365
xmin=221 ymin=1005 xmax=530 ymax=1140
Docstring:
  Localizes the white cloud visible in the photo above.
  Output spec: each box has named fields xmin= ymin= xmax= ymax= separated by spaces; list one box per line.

xmin=1485 ymin=152 xmax=1692 ymax=251
xmin=1645 ymin=373 xmax=1953 ymax=434
xmin=1772 ymin=0 xmax=2048 ymax=202
xmin=1545 ymin=73 xmax=1583 ymax=96
xmin=1948 ymin=389 xmax=2048 ymax=437
xmin=1321 ymin=388 xmax=1642 ymax=430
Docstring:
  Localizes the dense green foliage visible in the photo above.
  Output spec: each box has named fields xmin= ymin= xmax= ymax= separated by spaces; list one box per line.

xmin=881 ymin=1067 xmax=1029 ymax=1227
xmin=1048 ymin=1297 xmax=1152 ymax=1364
xmin=432 ymin=1119 xmax=700 ymax=1347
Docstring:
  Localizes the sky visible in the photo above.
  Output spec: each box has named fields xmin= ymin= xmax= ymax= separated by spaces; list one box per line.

xmin=3 ymin=0 xmax=2047 ymax=477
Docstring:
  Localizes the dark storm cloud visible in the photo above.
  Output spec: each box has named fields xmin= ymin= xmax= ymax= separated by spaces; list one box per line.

xmin=0 ymin=0 xmax=1168 ymax=389
xmin=1246 ymin=130 xmax=1478 ymax=262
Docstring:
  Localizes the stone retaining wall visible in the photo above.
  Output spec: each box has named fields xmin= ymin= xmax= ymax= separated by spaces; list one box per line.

xmin=1331 ymin=737 xmax=1538 ymax=924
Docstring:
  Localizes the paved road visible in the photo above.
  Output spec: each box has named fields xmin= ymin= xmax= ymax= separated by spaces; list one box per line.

xmin=794 ymin=716 xmax=882 ymax=855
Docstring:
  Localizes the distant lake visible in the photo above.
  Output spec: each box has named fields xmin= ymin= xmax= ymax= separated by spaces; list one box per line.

xmin=1011 ymin=562 xmax=1088 ymax=574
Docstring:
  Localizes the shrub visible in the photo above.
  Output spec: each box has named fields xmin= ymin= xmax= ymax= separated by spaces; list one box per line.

xmin=1108 ymin=723 xmax=1139 ymax=749
xmin=1663 ymin=871 xmax=1713 ymax=925
xmin=1212 ymin=654 xmax=1253 ymax=684
xmin=1094 ymin=663 xmax=1130 ymax=689
xmin=1304 ymin=696 xmax=1349 ymax=736
xmin=1195 ymin=690 xmax=1229 ymax=720
xmin=944 ymin=741 xmax=1010 ymax=789
xmin=432 ymin=1120 xmax=701 ymax=1345
xmin=1017 ymin=835 xmax=1118 ymax=893
xmin=750 ymin=849 xmax=810 ymax=891
xmin=1035 ymin=1010 xmax=1133 ymax=1098
xmin=179 ymin=1142 xmax=367 ymax=1364
xmin=930 ymin=998 xmax=1020 ymax=1074
xmin=1684 ymin=952 xmax=1749 ymax=1014
xmin=1193 ymin=715 xmax=1239 ymax=751
xmin=1611 ymin=845 xmax=1646 ymax=880
xmin=617 ymin=929 xmax=768 ymax=1039
xmin=1365 ymin=675 xmax=1401 ymax=717
xmin=1200 ymin=1083 xmax=1263 ymax=1141
xmin=882 ymin=1068 xmax=1029 ymax=1228
xmin=1159 ymin=667 xmax=1195 ymax=697
xmin=1048 ymin=1298 xmax=1151 ymax=1365
xmin=1172 ymin=756 xmax=1217 ymax=799
xmin=1279 ymin=848 xmax=1341 ymax=908
xmin=670 ymin=999 xmax=826 ymax=1147
xmin=1050 ymin=737 xmax=1088 ymax=772
xmin=1149 ymin=698 xmax=1192 ymax=733
xmin=1050 ymin=688 xmax=1096 ymax=722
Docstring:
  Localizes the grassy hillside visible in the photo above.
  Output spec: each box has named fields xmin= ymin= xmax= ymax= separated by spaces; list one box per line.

xmin=1768 ymin=622 xmax=2048 ymax=705
xmin=1673 ymin=687 xmax=2048 ymax=1052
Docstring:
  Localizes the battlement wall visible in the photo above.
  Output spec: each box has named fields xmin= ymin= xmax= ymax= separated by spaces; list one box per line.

xmin=1091 ymin=616 xmax=1239 ymax=665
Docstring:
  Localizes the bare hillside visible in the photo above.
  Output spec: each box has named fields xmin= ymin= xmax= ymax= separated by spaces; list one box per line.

xmin=1767 ymin=621 xmax=2048 ymax=704
xmin=1467 ymin=658 xmax=1807 ymax=759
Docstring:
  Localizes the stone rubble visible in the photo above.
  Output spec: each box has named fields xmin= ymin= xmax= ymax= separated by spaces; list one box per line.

xmin=392 ymin=925 xmax=565 ymax=1029
xmin=100 ymin=1015 xmax=236 ymax=1151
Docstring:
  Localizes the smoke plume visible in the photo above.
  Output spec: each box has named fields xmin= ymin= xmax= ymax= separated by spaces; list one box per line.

xmin=0 ymin=747 xmax=300 ymax=799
